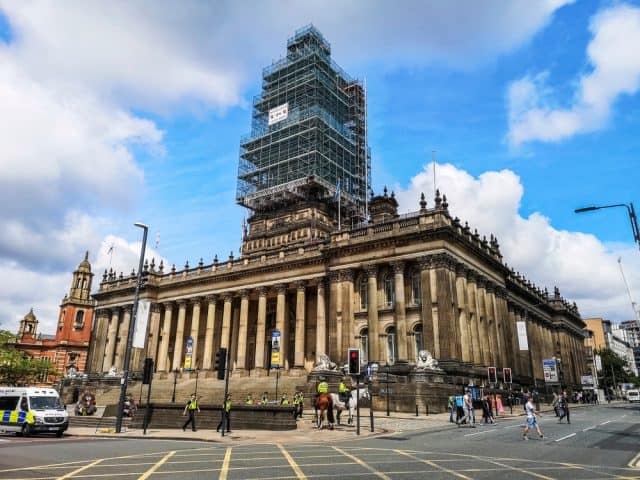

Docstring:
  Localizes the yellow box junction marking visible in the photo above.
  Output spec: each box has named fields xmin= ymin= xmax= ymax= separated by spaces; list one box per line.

xmin=219 ymin=447 xmax=233 ymax=480
xmin=277 ymin=444 xmax=307 ymax=479
xmin=332 ymin=446 xmax=391 ymax=480
xmin=57 ymin=458 xmax=105 ymax=479
xmin=395 ymin=450 xmax=472 ymax=480
xmin=138 ymin=450 xmax=176 ymax=480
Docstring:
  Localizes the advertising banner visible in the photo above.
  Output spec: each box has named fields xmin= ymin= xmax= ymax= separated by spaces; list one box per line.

xmin=516 ymin=321 xmax=529 ymax=350
xmin=132 ymin=300 xmax=150 ymax=349
xmin=268 ymin=103 xmax=289 ymax=125
xmin=543 ymin=358 xmax=559 ymax=383
xmin=581 ymin=374 xmax=594 ymax=386
xmin=183 ymin=337 xmax=194 ymax=371
xmin=270 ymin=329 xmax=281 ymax=369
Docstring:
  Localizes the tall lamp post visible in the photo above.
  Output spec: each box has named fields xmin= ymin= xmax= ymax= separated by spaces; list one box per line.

xmin=115 ymin=222 xmax=148 ymax=433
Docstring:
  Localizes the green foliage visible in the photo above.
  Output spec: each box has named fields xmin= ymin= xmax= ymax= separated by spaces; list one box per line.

xmin=0 ymin=330 xmax=58 ymax=386
xmin=595 ymin=348 xmax=630 ymax=386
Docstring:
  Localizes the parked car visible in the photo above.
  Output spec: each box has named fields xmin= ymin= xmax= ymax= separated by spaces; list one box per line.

xmin=626 ymin=389 xmax=640 ymax=403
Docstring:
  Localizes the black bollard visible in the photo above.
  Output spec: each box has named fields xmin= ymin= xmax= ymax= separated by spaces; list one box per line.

xmin=426 ymin=403 xmax=429 ymax=416
xmin=415 ymin=404 xmax=419 ymax=417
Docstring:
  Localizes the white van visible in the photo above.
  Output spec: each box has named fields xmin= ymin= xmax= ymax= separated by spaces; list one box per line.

xmin=627 ymin=389 xmax=640 ymax=403
xmin=0 ymin=387 xmax=69 ymax=437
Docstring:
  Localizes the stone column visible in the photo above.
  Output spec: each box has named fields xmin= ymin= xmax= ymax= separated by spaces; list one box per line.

xmin=341 ymin=270 xmax=355 ymax=355
xmin=431 ymin=254 xmax=456 ymax=360
xmin=172 ymin=300 xmax=187 ymax=371
xmin=391 ymin=261 xmax=408 ymax=362
xmin=254 ymin=287 xmax=268 ymax=372
xmin=220 ymin=294 xmax=233 ymax=349
xmin=89 ymin=309 xmax=109 ymax=373
xmin=157 ymin=303 xmax=172 ymax=372
xmin=365 ymin=265 xmax=379 ymax=362
xmin=315 ymin=280 xmax=326 ymax=363
xmin=114 ymin=306 xmax=131 ymax=370
xmin=330 ymin=272 xmax=343 ymax=363
xmin=294 ymin=281 xmax=306 ymax=369
xmin=235 ymin=290 xmax=250 ymax=374
xmin=476 ymin=278 xmax=491 ymax=365
xmin=467 ymin=273 xmax=482 ymax=365
xmin=418 ymin=257 xmax=435 ymax=355
xmin=189 ymin=297 xmax=202 ymax=369
xmin=485 ymin=285 xmax=499 ymax=367
xmin=275 ymin=284 xmax=287 ymax=370
xmin=455 ymin=265 xmax=472 ymax=363
xmin=146 ymin=303 xmax=162 ymax=364
xmin=202 ymin=296 xmax=217 ymax=370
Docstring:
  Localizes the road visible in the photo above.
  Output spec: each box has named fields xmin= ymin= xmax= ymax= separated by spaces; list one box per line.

xmin=0 ymin=403 xmax=637 ymax=479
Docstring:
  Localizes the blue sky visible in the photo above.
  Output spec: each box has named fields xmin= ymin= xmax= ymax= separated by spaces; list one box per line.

xmin=0 ymin=1 xmax=639 ymax=332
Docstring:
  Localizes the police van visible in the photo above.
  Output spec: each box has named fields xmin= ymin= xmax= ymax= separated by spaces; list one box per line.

xmin=0 ymin=387 xmax=69 ymax=437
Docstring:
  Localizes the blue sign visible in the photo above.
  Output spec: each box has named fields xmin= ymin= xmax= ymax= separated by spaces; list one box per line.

xmin=272 ymin=330 xmax=281 ymax=338
xmin=186 ymin=337 xmax=194 ymax=346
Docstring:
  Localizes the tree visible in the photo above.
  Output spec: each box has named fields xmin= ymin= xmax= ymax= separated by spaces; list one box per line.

xmin=0 ymin=330 xmax=58 ymax=386
xmin=595 ymin=348 xmax=630 ymax=389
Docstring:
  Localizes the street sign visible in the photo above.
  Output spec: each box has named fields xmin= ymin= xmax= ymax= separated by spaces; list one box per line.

xmin=543 ymin=358 xmax=559 ymax=383
xmin=581 ymin=374 xmax=594 ymax=386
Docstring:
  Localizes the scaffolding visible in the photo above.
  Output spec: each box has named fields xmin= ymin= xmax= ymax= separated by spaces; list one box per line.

xmin=236 ymin=25 xmax=371 ymax=223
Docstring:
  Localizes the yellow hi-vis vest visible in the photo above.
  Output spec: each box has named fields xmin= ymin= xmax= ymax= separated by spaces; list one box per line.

xmin=246 ymin=397 xmax=254 ymax=405
xmin=225 ymin=401 xmax=231 ymax=412
xmin=187 ymin=400 xmax=197 ymax=410
xmin=339 ymin=383 xmax=349 ymax=393
xmin=261 ymin=396 xmax=268 ymax=405
xmin=317 ymin=382 xmax=328 ymax=393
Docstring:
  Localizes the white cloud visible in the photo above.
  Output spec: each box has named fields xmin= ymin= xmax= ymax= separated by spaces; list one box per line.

xmin=395 ymin=163 xmax=640 ymax=322
xmin=508 ymin=3 xmax=640 ymax=145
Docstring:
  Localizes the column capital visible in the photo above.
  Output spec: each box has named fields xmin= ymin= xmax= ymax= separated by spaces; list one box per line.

xmin=223 ymin=293 xmax=234 ymax=303
xmin=431 ymin=252 xmax=456 ymax=270
xmin=295 ymin=280 xmax=306 ymax=291
xmin=339 ymin=269 xmax=354 ymax=282
xmin=205 ymin=294 xmax=217 ymax=304
xmin=122 ymin=304 xmax=133 ymax=314
xmin=239 ymin=289 xmax=250 ymax=299
xmin=417 ymin=256 xmax=431 ymax=270
xmin=95 ymin=308 xmax=110 ymax=318
xmin=390 ymin=261 xmax=405 ymax=274
xmin=151 ymin=303 xmax=161 ymax=314
xmin=274 ymin=283 xmax=287 ymax=295
xmin=329 ymin=271 xmax=341 ymax=284
xmin=485 ymin=282 xmax=496 ymax=294
xmin=475 ymin=275 xmax=488 ymax=289
xmin=190 ymin=296 xmax=203 ymax=307
xmin=176 ymin=299 xmax=188 ymax=307
xmin=455 ymin=262 xmax=468 ymax=277
xmin=316 ymin=278 xmax=326 ymax=291
xmin=162 ymin=301 xmax=174 ymax=310
xmin=364 ymin=264 xmax=378 ymax=277
xmin=257 ymin=286 xmax=268 ymax=298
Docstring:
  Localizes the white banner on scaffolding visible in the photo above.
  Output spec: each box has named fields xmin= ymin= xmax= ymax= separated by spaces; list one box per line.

xmin=516 ymin=321 xmax=529 ymax=350
xmin=268 ymin=103 xmax=289 ymax=125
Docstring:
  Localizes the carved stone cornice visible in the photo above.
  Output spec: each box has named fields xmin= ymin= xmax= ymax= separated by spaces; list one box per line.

xmin=390 ymin=261 xmax=405 ymax=275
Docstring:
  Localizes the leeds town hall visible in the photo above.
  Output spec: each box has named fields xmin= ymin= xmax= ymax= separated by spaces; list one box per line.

xmin=86 ymin=27 xmax=587 ymax=402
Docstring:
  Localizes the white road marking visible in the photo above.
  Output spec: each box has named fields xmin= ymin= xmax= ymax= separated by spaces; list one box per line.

xmin=582 ymin=426 xmax=596 ymax=432
xmin=600 ymin=420 xmax=612 ymax=425
xmin=555 ymin=433 xmax=576 ymax=442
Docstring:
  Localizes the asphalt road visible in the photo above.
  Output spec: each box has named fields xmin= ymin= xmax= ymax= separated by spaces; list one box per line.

xmin=0 ymin=403 xmax=637 ymax=480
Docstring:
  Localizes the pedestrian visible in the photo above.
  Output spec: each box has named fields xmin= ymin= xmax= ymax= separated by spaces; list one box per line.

xmin=216 ymin=394 xmax=232 ymax=433
xmin=457 ymin=389 xmax=476 ymax=428
xmin=246 ymin=393 xmax=254 ymax=405
xmin=481 ymin=395 xmax=495 ymax=424
xmin=281 ymin=393 xmax=290 ymax=405
xmin=552 ymin=392 xmax=559 ymax=417
xmin=182 ymin=393 xmax=199 ymax=432
xmin=261 ymin=391 xmax=269 ymax=405
xmin=455 ymin=393 xmax=464 ymax=423
xmin=522 ymin=395 xmax=544 ymax=440
xmin=447 ymin=395 xmax=455 ymax=423
xmin=558 ymin=391 xmax=570 ymax=424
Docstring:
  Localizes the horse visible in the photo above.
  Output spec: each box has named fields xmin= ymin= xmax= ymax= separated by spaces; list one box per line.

xmin=314 ymin=393 xmax=334 ymax=430
xmin=331 ymin=387 xmax=370 ymax=426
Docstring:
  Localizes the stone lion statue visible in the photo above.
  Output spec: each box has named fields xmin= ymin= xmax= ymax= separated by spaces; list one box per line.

xmin=313 ymin=354 xmax=338 ymax=371
xmin=416 ymin=349 xmax=440 ymax=370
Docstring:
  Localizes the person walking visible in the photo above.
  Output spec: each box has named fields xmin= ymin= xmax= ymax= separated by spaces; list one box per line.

xmin=522 ymin=395 xmax=544 ymax=440
xmin=481 ymin=395 xmax=495 ymax=424
xmin=454 ymin=393 xmax=464 ymax=424
xmin=447 ymin=395 xmax=456 ymax=423
xmin=457 ymin=389 xmax=475 ymax=428
xmin=558 ymin=391 xmax=570 ymax=424
xmin=182 ymin=393 xmax=200 ymax=432
xmin=552 ymin=392 xmax=560 ymax=417
xmin=216 ymin=394 xmax=232 ymax=433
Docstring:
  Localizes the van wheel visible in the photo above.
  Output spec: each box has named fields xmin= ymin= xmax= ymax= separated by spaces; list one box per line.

xmin=56 ymin=430 xmax=64 ymax=438
xmin=22 ymin=423 xmax=33 ymax=438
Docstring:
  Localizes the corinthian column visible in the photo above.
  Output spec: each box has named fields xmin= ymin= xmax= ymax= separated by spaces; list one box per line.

xmin=189 ymin=298 xmax=202 ymax=369
xmin=235 ymin=290 xmax=250 ymax=374
xmin=115 ymin=306 xmax=132 ymax=370
xmin=146 ymin=303 xmax=162 ymax=364
xmin=366 ymin=265 xmax=379 ymax=362
xmin=156 ymin=303 xmax=172 ymax=372
xmin=275 ymin=284 xmax=288 ymax=369
xmin=202 ymin=296 xmax=217 ymax=370
xmin=392 ymin=261 xmax=408 ymax=362
xmin=102 ymin=308 xmax=120 ymax=372
xmin=172 ymin=300 xmax=187 ymax=371
xmin=254 ymin=287 xmax=267 ymax=372
xmin=221 ymin=294 xmax=233 ymax=349
xmin=418 ymin=257 xmax=434 ymax=355
xmin=455 ymin=265 xmax=472 ymax=363
xmin=294 ymin=281 xmax=306 ymax=369
xmin=316 ymin=280 xmax=326 ymax=363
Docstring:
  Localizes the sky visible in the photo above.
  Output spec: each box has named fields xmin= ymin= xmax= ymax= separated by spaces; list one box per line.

xmin=1 ymin=0 xmax=639 ymax=334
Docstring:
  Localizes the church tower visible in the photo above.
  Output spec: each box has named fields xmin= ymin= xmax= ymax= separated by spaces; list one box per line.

xmin=17 ymin=308 xmax=38 ymax=341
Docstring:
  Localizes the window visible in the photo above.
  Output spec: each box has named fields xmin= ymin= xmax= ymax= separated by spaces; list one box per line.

xmin=411 ymin=271 xmax=421 ymax=306
xmin=0 ymin=396 xmax=19 ymax=410
xmin=413 ymin=324 xmax=423 ymax=359
xmin=384 ymin=275 xmax=395 ymax=308
xmin=359 ymin=328 xmax=369 ymax=363
xmin=74 ymin=310 xmax=85 ymax=329
xmin=359 ymin=278 xmax=368 ymax=311
xmin=386 ymin=326 xmax=397 ymax=364
xmin=76 ymin=278 xmax=81 ymax=288
xmin=82 ymin=279 xmax=87 ymax=289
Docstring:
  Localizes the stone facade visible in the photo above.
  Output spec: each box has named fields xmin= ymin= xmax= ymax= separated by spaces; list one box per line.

xmin=89 ymin=190 xmax=587 ymax=390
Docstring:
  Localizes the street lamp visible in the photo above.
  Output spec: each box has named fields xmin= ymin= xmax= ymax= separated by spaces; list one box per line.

xmin=115 ymin=222 xmax=148 ymax=433
xmin=575 ymin=203 xmax=640 ymax=251
xmin=171 ymin=368 xmax=179 ymax=403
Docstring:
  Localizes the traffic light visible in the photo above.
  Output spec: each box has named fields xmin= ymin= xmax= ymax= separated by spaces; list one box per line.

xmin=215 ymin=348 xmax=227 ymax=380
xmin=488 ymin=366 xmax=497 ymax=384
xmin=503 ymin=367 xmax=512 ymax=384
xmin=142 ymin=357 xmax=154 ymax=385
xmin=348 ymin=348 xmax=360 ymax=375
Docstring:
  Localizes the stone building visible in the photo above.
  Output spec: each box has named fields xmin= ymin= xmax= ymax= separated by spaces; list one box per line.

xmin=86 ymin=26 xmax=587 ymax=394
xmin=13 ymin=253 xmax=95 ymax=379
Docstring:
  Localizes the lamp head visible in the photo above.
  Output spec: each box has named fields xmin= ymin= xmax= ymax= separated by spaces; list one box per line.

xmin=134 ymin=222 xmax=149 ymax=230
xmin=574 ymin=206 xmax=598 ymax=213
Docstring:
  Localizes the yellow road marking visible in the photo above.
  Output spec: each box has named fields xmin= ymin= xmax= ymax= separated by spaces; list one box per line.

xmin=395 ymin=450 xmax=472 ymax=480
xmin=278 ymin=444 xmax=307 ymax=479
xmin=333 ymin=446 xmax=391 ymax=480
xmin=57 ymin=458 xmax=104 ymax=479
xmin=219 ymin=447 xmax=232 ymax=480
xmin=629 ymin=451 xmax=640 ymax=469
xmin=472 ymin=456 xmax=556 ymax=480
xmin=138 ymin=450 xmax=176 ymax=480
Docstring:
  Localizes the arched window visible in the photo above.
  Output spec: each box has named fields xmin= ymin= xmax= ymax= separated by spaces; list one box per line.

xmin=359 ymin=328 xmax=369 ymax=363
xmin=76 ymin=278 xmax=81 ymax=288
xmin=384 ymin=274 xmax=395 ymax=308
xmin=82 ymin=279 xmax=87 ymax=289
xmin=386 ymin=326 xmax=397 ymax=364
xmin=74 ymin=310 xmax=84 ymax=329
xmin=413 ymin=324 xmax=423 ymax=360
xmin=411 ymin=271 xmax=421 ymax=305
xmin=359 ymin=278 xmax=368 ymax=311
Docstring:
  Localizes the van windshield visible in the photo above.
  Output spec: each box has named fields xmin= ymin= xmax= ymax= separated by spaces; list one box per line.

xmin=29 ymin=396 xmax=63 ymax=410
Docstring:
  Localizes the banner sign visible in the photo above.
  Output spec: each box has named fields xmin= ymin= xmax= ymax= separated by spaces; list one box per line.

xmin=516 ymin=321 xmax=529 ymax=351
xmin=184 ymin=336 xmax=194 ymax=370
xmin=543 ymin=358 xmax=559 ymax=383
xmin=581 ymin=374 xmax=594 ymax=386
xmin=268 ymin=103 xmax=289 ymax=125
xmin=270 ymin=329 xmax=281 ymax=369
xmin=132 ymin=300 xmax=151 ymax=349
xmin=595 ymin=354 xmax=602 ymax=372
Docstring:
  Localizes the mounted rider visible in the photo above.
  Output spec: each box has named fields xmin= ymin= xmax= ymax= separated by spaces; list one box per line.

xmin=316 ymin=376 xmax=335 ymax=424
xmin=338 ymin=378 xmax=350 ymax=408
